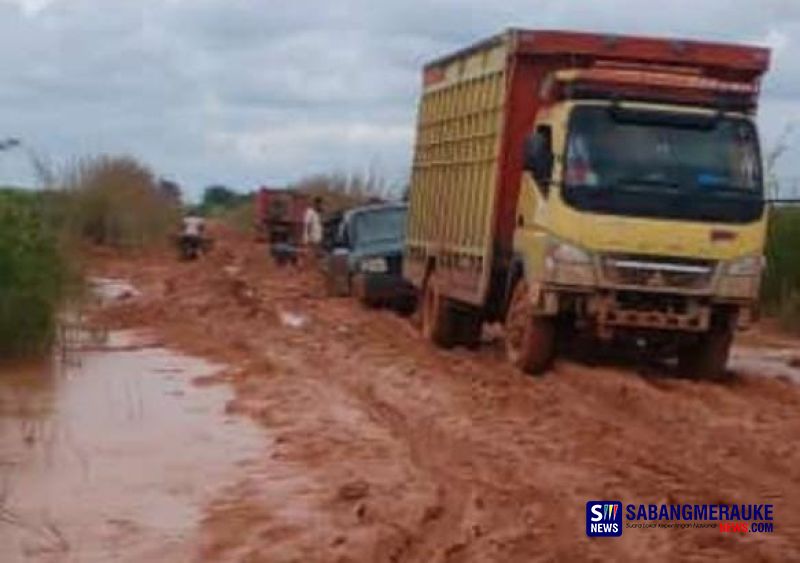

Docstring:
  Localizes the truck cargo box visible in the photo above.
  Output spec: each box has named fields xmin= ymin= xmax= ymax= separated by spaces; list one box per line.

xmin=254 ymin=187 xmax=309 ymax=245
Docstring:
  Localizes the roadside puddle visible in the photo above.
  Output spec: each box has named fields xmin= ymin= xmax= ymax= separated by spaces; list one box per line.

xmin=0 ymin=328 xmax=263 ymax=562
xmin=730 ymin=346 xmax=800 ymax=383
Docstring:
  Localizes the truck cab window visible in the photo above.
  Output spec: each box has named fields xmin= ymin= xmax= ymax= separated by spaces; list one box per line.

xmin=562 ymin=106 xmax=763 ymax=223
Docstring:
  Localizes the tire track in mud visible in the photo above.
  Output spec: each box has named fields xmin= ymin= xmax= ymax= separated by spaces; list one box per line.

xmin=298 ymin=303 xmax=646 ymax=561
xmin=299 ymin=296 xmax=800 ymax=561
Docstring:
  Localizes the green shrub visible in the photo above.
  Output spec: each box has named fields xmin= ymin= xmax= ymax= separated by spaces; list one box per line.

xmin=763 ymin=206 xmax=800 ymax=331
xmin=0 ymin=191 xmax=68 ymax=356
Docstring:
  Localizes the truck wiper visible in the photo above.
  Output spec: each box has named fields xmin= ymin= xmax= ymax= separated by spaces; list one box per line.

xmin=615 ymin=177 xmax=680 ymax=194
xmin=617 ymin=176 xmax=679 ymax=188
xmin=693 ymin=185 xmax=761 ymax=199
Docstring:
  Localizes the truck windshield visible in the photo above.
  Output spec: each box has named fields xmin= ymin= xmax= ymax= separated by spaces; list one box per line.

xmin=352 ymin=207 xmax=407 ymax=247
xmin=562 ymin=106 xmax=764 ymax=223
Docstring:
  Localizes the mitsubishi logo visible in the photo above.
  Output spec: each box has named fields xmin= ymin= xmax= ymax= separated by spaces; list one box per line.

xmin=647 ymin=271 xmax=666 ymax=287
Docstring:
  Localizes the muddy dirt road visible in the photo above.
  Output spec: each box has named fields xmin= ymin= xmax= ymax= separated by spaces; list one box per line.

xmin=55 ymin=228 xmax=800 ymax=561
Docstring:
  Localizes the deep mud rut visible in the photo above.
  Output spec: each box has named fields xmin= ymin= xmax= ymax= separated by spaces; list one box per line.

xmin=83 ymin=227 xmax=800 ymax=562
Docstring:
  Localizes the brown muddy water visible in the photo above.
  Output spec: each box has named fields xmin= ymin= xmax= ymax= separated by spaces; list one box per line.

xmin=731 ymin=345 xmax=800 ymax=383
xmin=0 ymin=329 xmax=263 ymax=562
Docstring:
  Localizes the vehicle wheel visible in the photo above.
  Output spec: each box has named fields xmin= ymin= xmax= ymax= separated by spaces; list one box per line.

xmin=421 ymin=272 xmax=456 ymax=348
xmin=395 ymin=295 xmax=417 ymax=317
xmin=505 ymin=281 xmax=555 ymax=375
xmin=678 ymin=325 xmax=734 ymax=380
xmin=353 ymin=274 xmax=378 ymax=308
xmin=455 ymin=307 xmax=482 ymax=349
xmin=324 ymin=272 xmax=342 ymax=297
xmin=325 ymin=266 xmax=351 ymax=297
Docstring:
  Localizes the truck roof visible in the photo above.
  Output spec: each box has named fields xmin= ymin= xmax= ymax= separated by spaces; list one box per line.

xmin=425 ymin=29 xmax=770 ymax=80
xmin=344 ymin=202 xmax=408 ymax=220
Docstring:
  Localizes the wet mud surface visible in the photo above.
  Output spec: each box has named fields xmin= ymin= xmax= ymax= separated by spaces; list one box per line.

xmin=0 ymin=328 xmax=262 ymax=562
xmin=7 ymin=227 xmax=798 ymax=562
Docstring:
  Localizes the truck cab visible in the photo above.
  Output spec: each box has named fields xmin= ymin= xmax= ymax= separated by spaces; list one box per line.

xmin=513 ymin=94 xmax=765 ymax=376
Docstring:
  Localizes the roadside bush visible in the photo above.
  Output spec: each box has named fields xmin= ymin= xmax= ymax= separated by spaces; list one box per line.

xmin=763 ymin=206 xmax=800 ymax=331
xmin=0 ymin=190 xmax=68 ymax=356
xmin=199 ymin=184 xmax=251 ymax=217
xmin=64 ymin=155 xmax=179 ymax=248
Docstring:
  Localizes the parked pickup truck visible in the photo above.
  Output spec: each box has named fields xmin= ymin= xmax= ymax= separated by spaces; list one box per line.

xmin=404 ymin=29 xmax=771 ymax=378
xmin=324 ymin=203 xmax=415 ymax=310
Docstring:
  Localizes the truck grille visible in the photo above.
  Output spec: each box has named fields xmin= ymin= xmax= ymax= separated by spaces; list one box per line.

xmin=601 ymin=254 xmax=716 ymax=292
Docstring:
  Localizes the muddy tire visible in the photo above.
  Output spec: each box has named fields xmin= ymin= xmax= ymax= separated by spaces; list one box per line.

xmin=352 ymin=274 xmax=377 ymax=307
xmin=455 ymin=308 xmax=482 ymax=350
xmin=324 ymin=272 xmax=345 ymax=297
xmin=505 ymin=281 xmax=556 ymax=375
xmin=678 ymin=326 xmax=734 ymax=380
xmin=395 ymin=295 xmax=417 ymax=317
xmin=421 ymin=272 xmax=456 ymax=348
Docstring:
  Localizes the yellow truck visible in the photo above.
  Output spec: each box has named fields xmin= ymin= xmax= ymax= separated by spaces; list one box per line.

xmin=404 ymin=29 xmax=771 ymax=378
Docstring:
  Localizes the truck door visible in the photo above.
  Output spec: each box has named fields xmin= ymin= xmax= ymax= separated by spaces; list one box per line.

xmin=514 ymin=122 xmax=556 ymax=284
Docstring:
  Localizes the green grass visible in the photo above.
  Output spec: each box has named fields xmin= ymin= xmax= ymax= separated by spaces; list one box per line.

xmin=763 ymin=206 xmax=800 ymax=331
xmin=0 ymin=155 xmax=175 ymax=357
xmin=0 ymin=189 xmax=69 ymax=356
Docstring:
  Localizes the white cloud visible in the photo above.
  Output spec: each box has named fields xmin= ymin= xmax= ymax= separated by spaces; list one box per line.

xmin=211 ymin=123 xmax=411 ymax=162
xmin=4 ymin=0 xmax=55 ymax=16
xmin=0 ymin=0 xmax=799 ymax=194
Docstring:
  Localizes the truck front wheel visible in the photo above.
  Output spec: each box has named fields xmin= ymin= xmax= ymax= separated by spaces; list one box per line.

xmin=421 ymin=271 xmax=456 ymax=348
xmin=678 ymin=325 xmax=734 ymax=381
xmin=505 ymin=281 xmax=556 ymax=375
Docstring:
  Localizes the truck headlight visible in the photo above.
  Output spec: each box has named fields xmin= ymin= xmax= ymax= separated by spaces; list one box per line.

xmin=724 ymin=255 xmax=764 ymax=277
xmin=360 ymin=257 xmax=388 ymax=273
xmin=717 ymin=255 xmax=764 ymax=299
xmin=545 ymin=237 xmax=595 ymax=285
xmin=549 ymin=239 xmax=592 ymax=264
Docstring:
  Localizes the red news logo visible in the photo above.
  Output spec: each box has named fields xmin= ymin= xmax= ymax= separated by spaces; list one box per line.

xmin=720 ymin=522 xmax=774 ymax=534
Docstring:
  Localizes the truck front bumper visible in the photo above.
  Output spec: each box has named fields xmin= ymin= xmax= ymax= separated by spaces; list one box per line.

xmin=534 ymin=251 xmax=760 ymax=335
xmin=536 ymin=285 xmax=755 ymax=338
xmin=586 ymin=291 xmax=710 ymax=333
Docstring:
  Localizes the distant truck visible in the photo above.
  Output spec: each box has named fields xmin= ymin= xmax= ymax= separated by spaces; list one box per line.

xmin=404 ymin=29 xmax=771 ymax=378
xmin=254 ymin=187 xmax=309 ymax=264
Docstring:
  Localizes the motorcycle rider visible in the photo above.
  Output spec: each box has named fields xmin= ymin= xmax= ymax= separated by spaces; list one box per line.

xmin=180 ymin=212 xmax=206 ymax=259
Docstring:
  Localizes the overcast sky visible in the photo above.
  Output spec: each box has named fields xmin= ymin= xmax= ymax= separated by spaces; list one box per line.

xmin=1 ymin=0 xmax=799 ymax=198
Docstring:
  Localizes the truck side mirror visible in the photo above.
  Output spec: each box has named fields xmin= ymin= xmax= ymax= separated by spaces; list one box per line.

xmin=523 ymin=127 xmax=554 ymax=194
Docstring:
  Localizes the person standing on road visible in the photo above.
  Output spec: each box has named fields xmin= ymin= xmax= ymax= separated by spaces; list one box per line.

xmin=303 ymin=196 xmax=323 ymax=266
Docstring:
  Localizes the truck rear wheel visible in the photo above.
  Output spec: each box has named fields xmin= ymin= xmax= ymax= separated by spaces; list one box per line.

xmin=421 ymin=272 xmax=456 ymax=348
xmin=455 ymin=308 xmax=482 ymax=349
xmin=505 ymin=281 xmax=555 ymax=375
xmin=678 ymin=325 xmax=734 ymax=380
